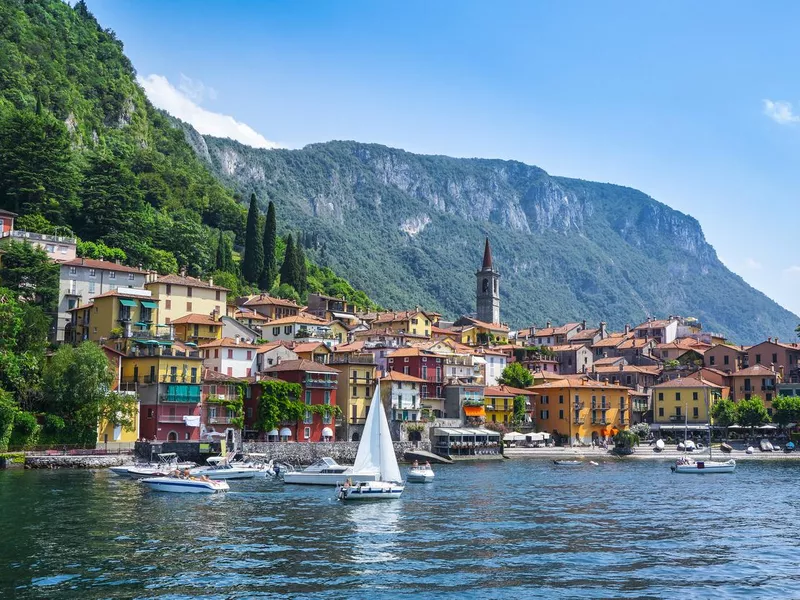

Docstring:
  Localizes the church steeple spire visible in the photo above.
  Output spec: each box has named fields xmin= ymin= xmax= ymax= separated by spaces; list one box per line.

xmin=482 ymin=237 xmax=493 ymax=270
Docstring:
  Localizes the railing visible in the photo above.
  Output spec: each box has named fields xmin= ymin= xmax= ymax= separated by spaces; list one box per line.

xmin=591 ymin=419 xmax=608 ymax=425
xmin=304 ymin=378 xmax=337 ymax=388
xmin=330 ymin=355 xmax=375 ymax=365
xmin=574 ymin=402 xmax=585 ymax=410
xmin=669 ymin=415 xmax=684 ymax=422
xmin=159 ymin=415 xmax=190 ymax=423
xmin=349 ymin=418 xmax=367 ymax=425
xmin=204 ymin=394 xmax=238 ymax=403
xmin=117 ymin=382 xmax=138 ymax=394
xmin=207 ymin=416 xmax=234 ymax=425
xmin=1 ymin=230 xmax=77 ymax=244
xmin=349 ymin=375 xmax=374 ymax=383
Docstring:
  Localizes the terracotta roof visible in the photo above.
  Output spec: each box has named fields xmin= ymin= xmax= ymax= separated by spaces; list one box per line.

xmin=89 ymin=289 xmax=156 ymax=301
xmin=549 ymin=344 xmax=584 ymax=353
xmin=151 ymin=274 xmax=229 ymax=291
xmin=387 ymin=347 xmax=436 ymax=358
xmin=382 ymin=370 xmax=427 ymax=383
xmin=242 ymin=294 xmax=300 ymax=308
xmin=0 ymin=209 xmax=17 ymax=217
xmin=570 ymin=328 xmax=599 ymax=341
xmin=616 ymin=337 xmax=653 ymax=350
xmin=202 ymin=368 xmax=243 ymax=383
xmin=651 ymin=377 xmax=721 ymax=389
xmin=373 ymin=310 xmax=437 ymax=324
xmin=264 ymin=314 xmax=331 ymax=326
xmin=529 ymin=378 xmax=631 ymax=391
xmin=68 ymin=302 xmax=94 ymax=312
xmin=592 ymin=333 xmax=630 ymax=348
xmin=262 ymin=358 xmax=339 ymax=374
xmin=234 ymin=309 xmax=270 ymax=321
xmin=333 ymin=341 xmax=365 ymax=353
xmin=634 ymin=319 xmax=676 ymax=330
xmin=61 ymin=258 xmax=147 ymax=274
xmin=593 ymin=365 xmax=662 ymax=375
xmin=171 ymin=313 xmax=221 ymax=326
xmin=256 ymin=341 xmax=293 ymax=354
xmin=198 ymin=336 xmax=259 ymax=349
xmin=101 ymin=345 xmax=126 ymax=357
xmin=531 ymin=322 xmax=582 ymax=337
xmin=730 ymin=364 xmax=779 ymax=377
xmin=593 ymin=357 xmax=626 ymax=366
xmin=354 ymin=327 xmax=429 ymax=339
xmin=459 ymin=316 xmax=509 ymax=332
xmin=475 ymin=347 xmax=509 ymax=356
xmin=431 ymin=325 xmax=457 ymax=335
xmin=483 ymin=385 xmax=537 ymax=397
xmin=655 ymin=339 xmax=711 ymax=351
xmin=291 ymin=342 xmax=331 ymax=354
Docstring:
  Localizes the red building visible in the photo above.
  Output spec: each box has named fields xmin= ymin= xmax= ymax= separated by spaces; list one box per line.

xmin=249 ymin=359 xmax=339 ymax=442
xmin=386 ymin=347 xmax=445 ymax=401
xmin=0 ymin=209 xmax=15 ymax=236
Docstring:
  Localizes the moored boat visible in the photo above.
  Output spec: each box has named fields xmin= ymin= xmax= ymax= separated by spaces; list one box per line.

xmin=282 ymin=457 xmax=379 ymax=486
xmin=553 ymin=460 xmax=583 ymax=466
xmin=189 ymin=455 xmax=257 ymax=480
xmin=122 ymin=453 xmax=197 ymax=479
xmin=672 ymin=457 xmax=736 ymax=474
xmin=141 ymin=474 xmax=229 ymax=493
xmin=407 ymin=463 xmax=435 ymax=483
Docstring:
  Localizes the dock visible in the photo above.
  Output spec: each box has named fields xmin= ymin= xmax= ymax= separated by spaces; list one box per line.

xmin=404 ymin=449 xmax=453 ymax=464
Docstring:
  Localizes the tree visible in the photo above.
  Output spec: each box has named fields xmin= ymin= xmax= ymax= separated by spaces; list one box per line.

xmin=711 ymin=398 xmax=737 ymax=441
xmin=255 ymin=380 xmax=304 ymax=433
xmin=0 ymin=240 xmax=60 ymax=307
xmin=295 ymin=240 xmax=308 ymax=296
xmin=280 ymin=234 xmax=299 ymax=290
xmin=735 ymin=396 xmax=770 ymax=441
xmin=242 ymin=193 xmax=263 ymax=283
xmin=612 ymin=429 xmax=639 ymax=455
xmin=511 ymin=395 xmax=527 ymax=427
xmin=43 ymin=342 xmax=137 ymax=445
xmin=259 ymin=200 xmax=277 ymax=290
xmin=215 ymin=229 xmax=234 ymax=273
xmin=498 ymin=362 xmax=533 ymax=389
xmin=771 ymin=395 xmax=800 ymax=430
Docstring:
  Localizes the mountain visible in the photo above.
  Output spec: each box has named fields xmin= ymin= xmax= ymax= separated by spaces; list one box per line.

xmin=0 ymin=0 xmax=375 ymax=308
xmin=183 ymin=133 xmax=798 ymax=343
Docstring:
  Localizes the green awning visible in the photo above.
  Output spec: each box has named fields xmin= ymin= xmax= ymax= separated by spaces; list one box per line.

xmin=135 ymin=339 xmax=158 ymax=345
xmin=119 ymin=298 xmax=137 ymax=307
xmin=140 ymin=300 xmax=159 ymax=309
xmin=134 ymin=322 xmax=149 ymax=327
xmin=156 ymin=324 xmax=171 ymax=328
xmin=185 ymin=342 xmax=197 ymax=347
xmin=156 ymin=340 xmax=173 ymax=346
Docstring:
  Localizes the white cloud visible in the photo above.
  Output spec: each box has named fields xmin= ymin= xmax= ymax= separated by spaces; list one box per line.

xmin=763 ymin=99 xmax=800 ymax=125
xmin=744 ymin=257 xmax=762 ymax=270
xmin=137 ymin=74 xmax=279 ymax=149
xmin=784 ymin=265 xmax=800 ymax=276
xmin=178 ymin=74 xmax=217 ymax=103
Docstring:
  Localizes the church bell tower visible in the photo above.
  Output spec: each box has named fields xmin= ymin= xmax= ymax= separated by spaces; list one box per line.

xmin=476 ymin=237 xmax=500 ymax=324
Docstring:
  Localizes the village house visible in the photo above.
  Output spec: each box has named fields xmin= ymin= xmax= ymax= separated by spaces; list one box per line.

xmin=200 ymin=369 xmax=242 ymax=448
xmin=444 ymin=382 xmax=485 ymax=422
xmin=97 ymin=345 xmax=139 ymax=445
xmin=650 ymin=376 xmax=726 ymax=436
xmin=171 ymin=313 xmax=223 ymax=346
xmin=289 ymin=341 xmax=332 ymax=364
xmin=704 ymin=343 xmax=748 ymax=371
xmin=220 ymin=315 xmax=260 ymax=344
xmin=372 ymin=309 xmax=438 ymax=338
xmin=633 ymin=317 xmax=679 ymax=344
xmin=549 ymin=344 xmax=594 ymax=374
xmin=328 ymin=351 xmax=377 ymax=441
xmin=306 ymin=292 xmax=359 ymax=324
xmin=66 ymin=288 xmax=161 ymax=343
xmin=263 ymin=314 xmax=334 ymax=346
xmin=474 ymin=347 xmax=508 ymax=386
xmin=525 ymin=321 xmax=584 ymax=346
xmin=728 ymin=364 xmax=780 ymax=415
xmin=230 ymin=307 xmax=271 ymax=333
xmin=483 ymin=385 xmax=536 ymax=425
xmin=238 ymin=293 xmax=300 ymax=320
xmin=380 ymin=371 xmax=427 ymax=425
xmin=0 ymin=209 xmax=77 ymax=265
xmin=199 ymin=337 xmax=259 ymax=378
xmin=255 ymin=341 xmax=299 ymax=372
xmin=746 ymin=339 xmax=800 ymax=382
xmin=451 ymin=317 xmax=510 ymax=346
xmin=386 ymin=347 xmax=445 ymax=416
xmin=145 ymin=273 xmax=228 ymax=327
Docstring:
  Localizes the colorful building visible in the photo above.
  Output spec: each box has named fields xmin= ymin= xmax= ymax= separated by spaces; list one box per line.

xmin=650 ymin=376 xmax=726 ymax=431
xmin=201 ymin=369 xmax=242 ymax=447
xmin=529 ymin=378 xmax=631 ymax=445
xmin=483 ymin=385 xmax=536 ymax=425
xmin=145 ymin=273 xmax=228 ymax=327
xmin=371 ymin=309 xmax=437 ymax=338
xmin=452 ymin=317 xmax=510 ymax=345
xmin=199 ymin=337 xmax=259 ymax=378
xmin=262 ymin=314 xmax=334 ymax=345
xmin=727 ymin=364 xmax=779 ymax=416
xmin=386 ymin=347 xmax=445 ymax=415
xmin=67 ymin=288 xmax=161 ymax=343
xmin=97 ymin=345 xmax=140 ymax=445
xmin=329 ymin=352 xmax=377 ymax=441
xmin=380 ymin=371 xmax=427 ymax=424
xmin=172 ymin=313 xmax=223 ymax=345
xmin=239 ymin=293 xmax=300 ymax=320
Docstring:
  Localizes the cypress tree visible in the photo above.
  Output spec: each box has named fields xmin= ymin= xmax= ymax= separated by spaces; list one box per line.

xmin=259 ymin=200 xmax=277 ymax=290
xmin=280 ymin=234 xmax=297 ymax=289
xmin=295 ymin=240 xmax=308 ymax=295
xmin=215 ymin=229 xmax=234 ymax=272
xmin=242 ymin=193 xmax=263 ymax=283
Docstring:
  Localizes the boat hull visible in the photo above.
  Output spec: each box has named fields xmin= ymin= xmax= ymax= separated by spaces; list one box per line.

xmin=337 ymin=481 xmax=404 ymax=500
xmin=283 ymin=472 xmax=379 ymax=486
xmin=406 ymin=467 xmax=435 ymax=483
xmin=673 ymin=460 xmax=736 ymax=474
xmin=140 ymin=477 xmax=230 ymax=493
xmin=554 ymin=460 xmax=583 ymax=466
xmin=189 ymin=468 xmax=257 ymax=480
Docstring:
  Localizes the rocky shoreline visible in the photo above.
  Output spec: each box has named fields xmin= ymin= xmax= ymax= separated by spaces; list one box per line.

xmin=504 ymin=446 xmax=800 ymax=461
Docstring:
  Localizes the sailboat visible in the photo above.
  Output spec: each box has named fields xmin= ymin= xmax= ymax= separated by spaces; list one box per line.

xmin=672 ymin=390 xmax=736 ymax=474
xmin=336 ymin=383 xmax=405 ymax=501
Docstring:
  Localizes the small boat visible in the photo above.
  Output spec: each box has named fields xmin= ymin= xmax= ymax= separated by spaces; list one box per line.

xmin=672 ymin=457 xmax=736 ymax=474
xmin=190 ymin=455 xmax=257 ymax=480
xmin=759 ymin=439 xmax=774 ymax=452
xmin=720 ymin=443 xmax=733 ymax=453
xmin=553 ymin=460 xmax=583 ymax=466
xmin=282 ymin=457 xmax=379 ymax=486
xmin=589 ymin=461 xmax=599 ymax=466
xmin=654 ymin=439 xmax=665 ymax=452
xmin=337 ymin=384 xmax=405 ymax=501
xmin=233 ymin=453 xmax=276 ymax=477
xmin=141 ymin=474 xmax=229 ymax=494
xmin=746 ymin=446 xmax=755 ymax=454
xmin=785 ymin=441 xmax=795 ymax=453
xmin=407 ymin=464 xmax=435 ymax=483
xmin=123 ymin=453 xmax=197 ymax=479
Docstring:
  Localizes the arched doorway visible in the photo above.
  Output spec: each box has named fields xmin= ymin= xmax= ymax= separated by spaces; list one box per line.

xmin=408 ymin=430 xmax=422 ymax=442
xmin=351 ymin=432 xmax=360 ymax=442
xmin=167 ymin=431 xmax=178 ymax=442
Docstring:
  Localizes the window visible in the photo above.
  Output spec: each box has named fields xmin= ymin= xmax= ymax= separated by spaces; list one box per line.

xmin=756 ymin=354 xmax=761 ymax=364
xmin=403 ymin=366 xmax=410 ymax=375
xmin=89 ymin=269 xmax=96 ymax=278
xmin=59 ymin=246 xmax=68 ymax=254
xmin=540 ymin=410 xmax=549 ymax=420
xmin=709 ymin=356 xmax=716 ymax=366
xmin=214 ymin=349 xmax=219 ymax=359
xmin=658 ymin=393 xmax=663 ymax=401
xmin=676 ymin=406 xmax=681 ymax=417
xmin=165 ymin=317 xmax=171 ymax=324
xmin=404 ymin=357 xmax=409 ymax=363
xmin=693 ymin=407 xmax=699 ymax=418
xmin=658 ymin=407 xmax=664 ymax=417
xmin=246 ymin=368 xmax=251 ymax=377
xmin=45 ymin=244 xmax=56 ymax=253
xmin=676 ymin=392 xmax=681 ymax=401
xmin=109 ymin=271 xmax=116 ymax=279
xmin=69 ymin=266 xmax=77 ymax=275
xmin=284 ymin=326 xmax=292 ymax=335
xmin=187 ymin=287 xmax=192 ymax=298
xmin=693 ymin=392 xmax=698 ymax=400
xmin=227 ymin=367 xmax=233 ymax=376
xmin=246 ymin=350 xmax=252 ymax=360
xmin=88 ymin=282 xmax=95 ymax=294
xmin=216 ymin=290 xmax=221 ymax=301
xmin=166 ymin=284 xmax=172 ymax=295
xmin=626 ymin=375 xmax=632 ymax=385
xmin=273 ymin=327 xmax=280 ymax=336
xmin=773 ymin=353 xmax=778 ymax=364
xmin=128 ymin=273 xmax=135 ymax=280
xmin=165 ymin=299 xmax=171 ymax=310
xmin=227 ymin=349 xmax=233 ymax=359
xmin=186 ymin=302 xmax=192 ymax=312
xmin=304 ymin=426 xmax=311 ymax=439
xmin=353 ymin=386 xmax=358 ymax=397
xmin=246 ymin=407 xmax=253 ymax=418
xmin=559 ymin=409 xmax=564 ymax=419
xmin=724 ymin=355 xmax=729 ymax=365
xmin=559 ymin=395 xmax=564 ymax=404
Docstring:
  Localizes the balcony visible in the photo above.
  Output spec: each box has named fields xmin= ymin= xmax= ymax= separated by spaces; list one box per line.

xmin=159 ymin=414 xmax=190 ymax=423
xmin=304 ymin=377 xmax=337 ymax=388
xmin=330 ymin=354 xmax=375 ymax=365
xmin=573 ymin=402 xmax=585 ymax=410
xmin=161 ymin=384 xmax=201 ymax=403
xmin=592 ymin=419 xmax=608 ymax=425
xmin=117 ymin=382 xmax=138 ymax=395
xmin=574 ymin=417 xmax=585 ymax=424
xmin=205 ymin=393 xmax=238 ymax=404
xmin=207 ymin=415 xmax=234 ymax=425
xmin=669 ymin=415 xmax=685 ymax=422
xmin=1 ymin=230 xmax=76 ymax=244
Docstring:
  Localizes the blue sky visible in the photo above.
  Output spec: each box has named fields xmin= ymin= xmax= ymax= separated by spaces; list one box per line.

xmin=88 ymin=0 xmax=800 ymax=317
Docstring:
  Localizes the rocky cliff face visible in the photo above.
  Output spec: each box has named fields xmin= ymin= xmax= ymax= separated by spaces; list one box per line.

xmin=189 ymin=134 xmax=797 ymax=343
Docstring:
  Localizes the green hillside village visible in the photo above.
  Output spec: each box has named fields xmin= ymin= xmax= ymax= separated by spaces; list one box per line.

xmin=1 ymin=0 xmax=800 ymax=465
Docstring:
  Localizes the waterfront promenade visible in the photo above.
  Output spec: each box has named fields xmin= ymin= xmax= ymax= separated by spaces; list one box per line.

xmin=505 ymin=444 xmax=800 ymax=461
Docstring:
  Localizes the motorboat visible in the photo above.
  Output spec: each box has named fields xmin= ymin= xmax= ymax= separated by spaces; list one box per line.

xmin=672 ymin=457 xmax=736 ymax=474
xmin=654 ymin=439 xmax=665 ymax=452
xmin=283 ymin=457 xmax=379 ymax=486
xmin=122 ymin=453 xmax=196 ymax=479
xmin=407 ymin=464 xmax=435 ymax=483
xmin=233 ymin=453 xmax=276 ymax=477
xmin=141 ymin=474 xmax=229 ymax=494
xmin=553 ymin=460 xmax=583 ymax=466
xmin=745 ymin=446 xmax=755 ymax=454
xmin=189 ymin=455 xmax=257 ymax=480
xmin=759 ymin=439 xmax=774 ymax=452
xmin=337 ymin=384 xmax=404 ymax=501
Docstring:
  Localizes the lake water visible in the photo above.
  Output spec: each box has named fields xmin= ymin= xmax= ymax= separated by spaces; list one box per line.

xmin=1 ymin=458 xmax=797 ymax=599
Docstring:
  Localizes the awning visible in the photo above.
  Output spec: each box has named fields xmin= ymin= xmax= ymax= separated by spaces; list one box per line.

xmin=322 ymin=427 xmax=334 ymax=437
xmin=183 ymin=415 xmax=200 ymax=427
xmin=651 ymin=424 xmax=709 ymax=430
xmin=134 ymin=322 xmax=149 ymax=327
xmin=279 ymin=427 xmax=292 ymax=437
xmin=267 ymin=429 xmax=279 ymax=436
xmin=156 ymin=340 xmax=173 ymax=346
xmin=504 ymin=432 xmax=526 ymax=441
xmin=135 ymin=339 xmax=158 ymax=345
xmin=140 ymin=300 xmax=158 ymax=309
xmin=332 ymin=312 xmax=354 ymax=320
xmin=119 ymin=298 xmax=137 ymax=307
xmin=463 ymin=405 xmax=486 ymax=417
xmin=185 ymin=342 xmax=197 ymax=347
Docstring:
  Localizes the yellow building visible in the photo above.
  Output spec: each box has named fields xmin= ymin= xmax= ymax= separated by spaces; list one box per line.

xmin=529 ymin=377 xmax=630 ymax=445
xmin=651 ymin=376 xmax=726 ymax=428
xmin=291 ymin=341 xmax=332 ymax=364
xmin=328 ymin=352 xmax=377 ymax=441
xmin=145 ymin=274 xmax=228 ymax=326
xmin=329 ymin=320 xmax=351 ymax=344
xmin=97 ymin=346 xmax=139 ymax=444
xmin=67 ymin=289 xmax=161 ymax=343
xmin=371 ymin=309 xmax=436 ymax=338
xmin=171 ymin=313 xmax=223 ymax=345
xmin=453 ymin=317 xmax=510 ymax=346
xmin=483 ymin=385 xmax=536 ymax=425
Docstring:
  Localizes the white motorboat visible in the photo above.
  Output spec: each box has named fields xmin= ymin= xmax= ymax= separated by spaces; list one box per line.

xmin=123 ymin=453 xmax=196 ymax=479
xmin=190 ymin=455 xmax=257 ymax=480
xmin=553 ymin=460 xmax=583 ymax=466
xmin=233 ymin=453 xmax=275 ymax=477
xmin=337 ymin=384 xmax=405 ymax=501
xmin=282 ymin=457 xmax=379 ymax=486
xmin=672 ymin=457 xmax=736 ymax=474
xmin=407 ymin=464 xmax=435 ymax=483
xmin=141 ymin=474 xmax=229 ymax=493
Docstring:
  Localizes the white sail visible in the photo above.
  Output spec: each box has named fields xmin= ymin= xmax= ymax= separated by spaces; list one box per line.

xmin=351 ymin=383 xmax=402 ymax=483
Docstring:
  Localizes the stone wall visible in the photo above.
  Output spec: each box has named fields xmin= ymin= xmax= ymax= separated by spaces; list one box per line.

xmin=242 ymin=440 xmax=431 ymax=465
xmin=25 ymin=455 xmax=130 ymax=469
xmin=134 ymin=441 xmax=224 ymax=463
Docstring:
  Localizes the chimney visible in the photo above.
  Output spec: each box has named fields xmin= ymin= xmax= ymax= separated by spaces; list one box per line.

xmin=775 ymin=338 xmax=780 ymax=344
xmin=546 ymin=321 xmax=551 ymax=328
xmin=180 ymin=266 xmax=187 ymax=277
xmin=768 ymin=337 xmax=772 ymax=343
xmin=603 ymin=352 xmax=608 ymax=358
xmin=624 ymin=324 xmax=631 ymax=335
xmin=581 ymin=320 xmax=586 ymax=330
xmin=599 ymin=322 xmax=607 ymax=338
xmin=208 ymin=277 xmax=213 ymax=287
xmin=619 ymin=363 xmax=624 ymax=372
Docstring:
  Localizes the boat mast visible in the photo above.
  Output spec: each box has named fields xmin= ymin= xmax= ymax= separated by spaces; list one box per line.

xmin=705 ymin=385 xmax=712 ymax=460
